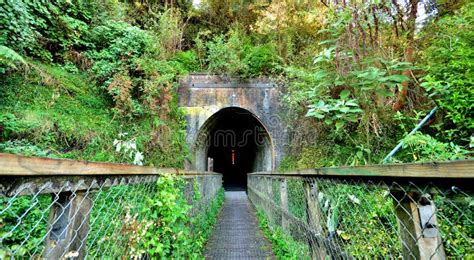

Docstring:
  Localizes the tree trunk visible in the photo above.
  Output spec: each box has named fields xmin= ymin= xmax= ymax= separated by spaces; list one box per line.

xmin=393 ymin=0 xmax=418 ymax=111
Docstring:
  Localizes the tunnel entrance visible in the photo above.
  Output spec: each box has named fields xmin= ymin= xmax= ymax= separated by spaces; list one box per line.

xmin=194 ymin=107 xmax=273 ymax=190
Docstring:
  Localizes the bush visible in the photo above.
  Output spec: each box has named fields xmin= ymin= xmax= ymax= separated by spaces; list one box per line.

xmin=171 ymin=50 xmax=201 ymax=72
xmin=138 ymin=175 xmax=224 ymax=258
xmin=87 ymin=21 xmax=134 ymax=50
xmin=1 ymin=0 xmax=93 ymax=62
xmin=0 ymin=45 xmax=27 ymax=74
xmin=242 ymin=44 xmax=279 ymax=77
xmin=420 ymin=3 xmax=474 ymax=144
xmin=392 ymin=112 xmax=471 ymax=162
xmin=206 ymin=34 xmax=239 ymax=74
xmin=0 ymin=1 xmax=36 ymax=54
xmin=255 ymin=208 xmax=310 ymax=259
xmin=0 ymin=113 xmax=32 ymax=140
xmin=395 ymin=133 xmax=470 ymax=162
xmin=205 ymin=29 xmax=280 ymax=77
xmin=1 ymin=175 xmax=224 ymax=258
xmin=87 ymin=23 xmax=151 ymax=86
xmin=156 ymin=8 xmax=184 ymax=58
xmin=0 ymin=195 xmax=51 ymax=257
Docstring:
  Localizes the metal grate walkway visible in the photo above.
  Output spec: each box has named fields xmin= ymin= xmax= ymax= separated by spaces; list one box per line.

xmin=204 ymin=191 xmax=274 ymax=259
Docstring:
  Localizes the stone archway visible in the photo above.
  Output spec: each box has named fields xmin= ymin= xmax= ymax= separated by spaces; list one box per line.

xmin=178 ymin=74 xmax=288 ymax=178
xmin=193 ymin=107 xmax=273 ymax=189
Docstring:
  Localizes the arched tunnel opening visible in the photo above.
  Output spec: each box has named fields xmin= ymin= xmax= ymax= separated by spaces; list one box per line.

xmin=194 ymin=107 xmax=273 ymax=190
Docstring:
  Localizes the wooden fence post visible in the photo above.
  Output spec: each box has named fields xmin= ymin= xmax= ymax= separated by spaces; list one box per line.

xmin=266 ymin=177 xmax=273 ymax=223
xmin=207 ymin=157 xmax=213 ymax=172
xmin=211 ymin=175 xmax=217 ymax=198
xmin=304 ymin=180 xmax=327 ymax=259
xmin=201 ymin=176 xmax=208 ymax=201
xmin=280 ymin=178 xmax=289 ymax=232
xmin=44 ymin=191 xmax=92 ymax=259
xmin=392 ymin=192 xmax=446 ymax=260
xmin=199 ymin=176 xmax=205 ymax=197
xmin=184 ymin=178 xmax=194 ymax=204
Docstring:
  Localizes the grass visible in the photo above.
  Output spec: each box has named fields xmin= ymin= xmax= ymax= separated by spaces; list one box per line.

xmin=254 ymin=207 xmax=310 ymax=259
xmin=0 ymin=62 xmax=188 ymax=166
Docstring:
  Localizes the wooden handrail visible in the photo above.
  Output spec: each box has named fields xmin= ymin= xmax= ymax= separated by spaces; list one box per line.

xmin=0 ymin=153 xmax=220 ymax=176
xmin=1 ymin=153 xmax=472 ymax=179
xmin=249 ymin=160 xmax=474 ymax=179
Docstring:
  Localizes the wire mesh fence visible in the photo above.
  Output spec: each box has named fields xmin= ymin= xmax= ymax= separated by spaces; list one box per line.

xmin=1 ymin=173 xmax=222 ymax=259
xmin=248 ymin=172 xmax=473 ymax=259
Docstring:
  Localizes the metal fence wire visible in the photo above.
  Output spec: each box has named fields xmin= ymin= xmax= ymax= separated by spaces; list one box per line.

xmin=0 ymin=173 xmax=222 ymax=259
xmin=248 ymin=174 xmax=473 ymax=259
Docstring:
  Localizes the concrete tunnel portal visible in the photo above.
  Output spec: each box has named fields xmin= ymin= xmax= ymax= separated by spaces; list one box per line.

xmin=193 ymin=107 xmax=273 ymax=190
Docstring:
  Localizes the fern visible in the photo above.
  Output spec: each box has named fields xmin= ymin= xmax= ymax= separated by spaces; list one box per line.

xmin=0 ymin=45 xmax=27 ymax=73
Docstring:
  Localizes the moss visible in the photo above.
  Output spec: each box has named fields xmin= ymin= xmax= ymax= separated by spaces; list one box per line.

xmin=183 ymin=107 xmax=205 ymax=115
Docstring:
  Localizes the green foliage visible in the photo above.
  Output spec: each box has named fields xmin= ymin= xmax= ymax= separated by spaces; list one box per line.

xmin=436 ymin=195 xmax=474 ymax=258
xmin=278 ymin=156 xmax=299 ymax=171
xmin=0 ymin=195 xmax=51 ymax=257
xmin=1 ymin=176 xmax=224 ymax=258
xmin=171 ymin=50 xmax=201 ymax=72
xmin=262 ymin=178 xmax=401 ymax=258
xmin=291 ymin=49 xmax=411 ymax=131
xmin=392 ymin=112 xmax=471 ymax=162
xmin=420 ymin=3 xmax=474 ymax=144
xmin=306 ymin=92 xmax=363 ymax=131
xmin=204 ymin=28 xmax=280 ymax=77
xmin=0 ymin=113 xmax=33 ymax=140
xmin=242 ymin=43 xmax=279 ymax=77
xmin=0 ymin=0 xmax=191 ymax=169
xmin=0 ymin=45 xmax=27 ymax=73
xmin=1 ymin=0 xmax=93 ymax=61
xmin=280 ymin=143 xmax=376 ymax=169
xmin=139 ymin=175 xmax=224 ymax=258
xmin=0 ymin=63 xmax=117 ymax=161
xmin=87 ymin=20 xmax=133 ymax=50
xmin=87 ymin=21 xmax=150 ymax=88
xmin=0 ymin=1 xmax=191 ymax=166
xmin=0 ymin=0 xmax=35 ymax=53
xmin=206 ymin=34 xmax=240 ymax=74
xmin=317 ymin=184 xmax=401 ymax=257
xmin=0 ymin=61 xmax=188 ymax=167
xmin=256 ymin=176 xmax=472 ymax=259
xmin=190 ymin=188 xmax=225 ymax=252
xmin=397 ymin=132 xmax=470 ymax=162
xmin=281 ymin=2 xmax=444 ymax=166
xmin=255 ymin=208 xmax=310 ymax=259
xmin=155 ymin=8 xmax=184 ymax=58
xmin=140 ymin=175 xmax=194 ymax=257
xmin=0 ymin=140 xmax=52 ymax=157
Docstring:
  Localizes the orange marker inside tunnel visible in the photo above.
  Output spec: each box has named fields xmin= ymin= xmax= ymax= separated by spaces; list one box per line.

xmin=231 ymin=149 xmax=235 ymax=165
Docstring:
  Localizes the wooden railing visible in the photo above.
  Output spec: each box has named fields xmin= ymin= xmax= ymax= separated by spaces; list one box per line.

xmin=0 ymin=153 xmax=222 ymax=259
xmin=248 ymin=160 xmax=474 ymax=259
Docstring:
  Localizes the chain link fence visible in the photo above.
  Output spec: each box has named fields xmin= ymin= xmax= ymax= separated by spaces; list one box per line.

xmin=248 ymin=171 xmax=473 ymax=259
xmin=1 ymin=173 xmax=222 ymax=259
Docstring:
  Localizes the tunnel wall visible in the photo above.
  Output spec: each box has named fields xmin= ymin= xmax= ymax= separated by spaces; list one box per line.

xmin=178 ymin=74 xmax=288 ymax=171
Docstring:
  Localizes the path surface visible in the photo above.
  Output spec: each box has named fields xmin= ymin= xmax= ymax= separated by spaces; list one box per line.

xmin=204 ymin=191 xmax=274 ymax=259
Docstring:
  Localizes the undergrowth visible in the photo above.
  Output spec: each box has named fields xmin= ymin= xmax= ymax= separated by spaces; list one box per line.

xmin=255 ymin=208 xmax=310 ymax=259
xmin=0 ymin=61 xmax=188 ymax=167
xmin=0 ymin=175 xmax=225 ymax=258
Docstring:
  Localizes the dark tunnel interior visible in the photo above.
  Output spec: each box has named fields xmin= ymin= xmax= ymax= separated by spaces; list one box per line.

xmin=203 ymin=108 xmax=271 ymax=190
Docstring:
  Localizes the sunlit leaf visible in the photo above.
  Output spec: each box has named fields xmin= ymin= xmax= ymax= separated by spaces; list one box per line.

xmin=340 ymin=89 xmax=350 ymax=100
xmin=335 ymin=121 xmax=345 ymax=129
xmin=324 ymin=118 xmax=333 ymax=125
